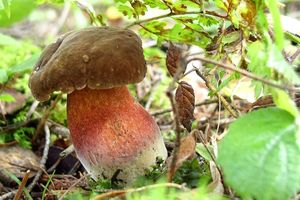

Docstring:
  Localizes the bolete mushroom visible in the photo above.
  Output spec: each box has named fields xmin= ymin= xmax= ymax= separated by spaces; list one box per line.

xmin=29 ymin=27 xmax=167 ymax=185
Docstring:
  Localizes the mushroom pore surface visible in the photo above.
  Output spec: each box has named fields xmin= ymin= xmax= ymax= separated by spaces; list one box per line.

xmin=67 ymin=86 xmax=167 ymax=183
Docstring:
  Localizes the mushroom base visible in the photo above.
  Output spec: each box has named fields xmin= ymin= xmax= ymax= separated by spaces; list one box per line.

xmin=67 ymin=86 xmax=167 ymax=185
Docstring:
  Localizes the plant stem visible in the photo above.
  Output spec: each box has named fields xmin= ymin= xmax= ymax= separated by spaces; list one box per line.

xmin=188 ymin=57 xmax=300 ymax=92
xmin=125 ymin=11 xmax=228 ymax=28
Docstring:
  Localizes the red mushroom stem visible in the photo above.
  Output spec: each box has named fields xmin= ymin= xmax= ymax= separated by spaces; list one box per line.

xmin=67 ymin=86 xmax=167 ymax=183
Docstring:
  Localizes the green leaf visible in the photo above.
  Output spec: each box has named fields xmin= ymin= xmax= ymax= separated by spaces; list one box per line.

xmin=267 ymin=45 xmax=300 ymax=84
xmin=247 ymin=41 xmax=300 ymax=84
xmin=272 ymin=89 xmax=299 ymax=118
xmin=0 ymin=32 xmax=20 ymax=46
xmin=0 ymin=93 xmax=15 ymax=102
xmin=196 ymin=143 xmax=213 ymax=161
xmin=117 ymin=4 xmax=135 ymax=19
xmin=267 ymin=0 xmax=284 ymax=50
xmin=8 ymin=53 xmax=40 ymax=75
xmin=131 ymin=0 xmax=147 ymax=17
xmin=144 ymin=0 xmax=168 ymax=9
xmin=0 ymin=0 xmax=12 ymax=18
xmin=198 ymin=15 xmax=219 ymax=27
xmin=222 ymin=31 xmax=241 ymax=44
xmin=143 ymin=20 xmax=168 ymax=34
xmin=218 ymin=108 xmax=300 ymax=200
xmin=247 ymin=41 xmax=270 ymax=77
xmin=214 ymin=0 xmax=227 ymax=12
xmin=0 ymin=0 xmax=36 ymax=27
xmin=0 ymin=68 xmax=8 ymax=83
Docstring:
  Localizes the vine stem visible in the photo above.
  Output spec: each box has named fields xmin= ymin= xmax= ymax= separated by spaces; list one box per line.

xmin=125 ymin=11 xmax=228 ymax=28
xmin=188 ymin=57 xmax=300 ymax=92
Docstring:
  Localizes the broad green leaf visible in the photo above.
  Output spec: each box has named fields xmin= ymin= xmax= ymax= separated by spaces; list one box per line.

xmin=247 ymin=41 xmax=270 ymax=77
xmin=117 ymin=4 xmax=135 ymax=19
xmin=0 ymin=93 xmax=15 ymax=102
xmin=8 ymin=53 xmax=40 ymax=75
xmin=222 ymin=31 xmax=241 ymax=44
xmin=0 ymin=0 xmax=12 ymax=18
xmin=272 ymin=89 xmax=299 ymax=118
xmin=214 ymin=0 xmax=227 ymax=12
xmin=142 ymin=20 xmax=168 ymax=34
xmin=172 ymin=0 xmax=200 ymax=13
xmin=0 ymin=68 xmax=8 ymax=83
xmin=267 ymin=0 xmax=284 ymax=50
xmin=218 ymin=108 xmax=300 ymax=200
xmin=267 ymin=45 xmax=300 ymax=84
xmin=196 ymin=143 xmax=213 ymax=161
xmin=247 ymin=41 xmax=300 ymax=84
xmin=131 ymin=0 xmax=147 ymax=17
xmin=0 ymin=32 xmax=20 ymax=46
xmin=198 ymin=15 xmax=219 ymax=27
xmin=0 ymin=0 xmax=36 ymax=27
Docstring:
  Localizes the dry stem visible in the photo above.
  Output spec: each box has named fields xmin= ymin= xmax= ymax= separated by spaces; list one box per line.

xmin=13 ymin=170 xmax=31 ymax=200
xmin=188 ymin=57 xmax=299 ymax=92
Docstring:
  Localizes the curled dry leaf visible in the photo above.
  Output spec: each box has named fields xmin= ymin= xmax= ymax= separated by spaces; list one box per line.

xmin=166 ymin=43 xmax=186 ymax=77
xmin=167 ymin=133 xmax=196 ymax=172
xmin=175 ymin=81 xmax=195 ymax=131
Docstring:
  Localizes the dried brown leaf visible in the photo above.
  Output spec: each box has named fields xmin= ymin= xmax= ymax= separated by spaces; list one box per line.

xmin=167 ymin=133 xmax=196 ymax=172
xmin=166 ymin=43 xmax=186 ymax=77
xmin=175 ymin=81 xmax=195 ymax=131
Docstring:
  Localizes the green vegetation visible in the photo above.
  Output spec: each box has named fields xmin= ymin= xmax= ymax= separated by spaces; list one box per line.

xmin=0 ymin=0 xmax=300 ymax=199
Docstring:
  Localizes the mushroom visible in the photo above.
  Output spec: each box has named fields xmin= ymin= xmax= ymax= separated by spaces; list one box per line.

xmin=29 ymin=27 xmax=167 ymax=185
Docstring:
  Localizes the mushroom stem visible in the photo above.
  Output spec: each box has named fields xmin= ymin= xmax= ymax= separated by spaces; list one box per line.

xmin=67 ymin=86 xmax=167 ymax=184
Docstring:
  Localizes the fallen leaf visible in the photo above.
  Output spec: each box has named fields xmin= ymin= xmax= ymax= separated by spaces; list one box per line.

xmin=167 ymin=133 xmax=196 ymax=172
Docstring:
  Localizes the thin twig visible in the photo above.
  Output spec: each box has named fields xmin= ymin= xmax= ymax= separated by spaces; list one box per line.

xmin=58 ymin=174 xmax=88 ymax=200
xmin=0 ymin=140 xmax=18 ymax=147
xmin=59 ymin=144 xmax=75 ymax=157
xmin=0 ymin=191 xmax=16 ymax=200
xmin=13 ymin=170 xmax=31 ymax=200
xmin=289 ymin=48 xmax=300 ymax=63
xmin=125 ymin=11 xmax=228 ymax=28
xmin=32 ymin=94 xmax=62 ymax=142
xmin=195 ymin=69 xmax=239 ymax=118
xmin=145 ymin=78 xmax=161 ymax=111
xmin=49 ymin=2 xmax=71 ymax=36
xmin=47 ymin=122 xmax=70 ymax=138
xmin=28 ymin=124 xmax=51 ymax=192
xmin=151 ymin=99 xmax=219 ymax=116
xmin=188 ymin=57 xmax=300 ymax=92
xmin=26 ymin=100 xmax=39 ymax=120
xmin=93 ymin=183 xmax=189 ymax=200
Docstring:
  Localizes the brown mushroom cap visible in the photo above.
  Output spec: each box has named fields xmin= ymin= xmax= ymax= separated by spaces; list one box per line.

xmin=29 ymin=26 xmax=146 ymax=101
